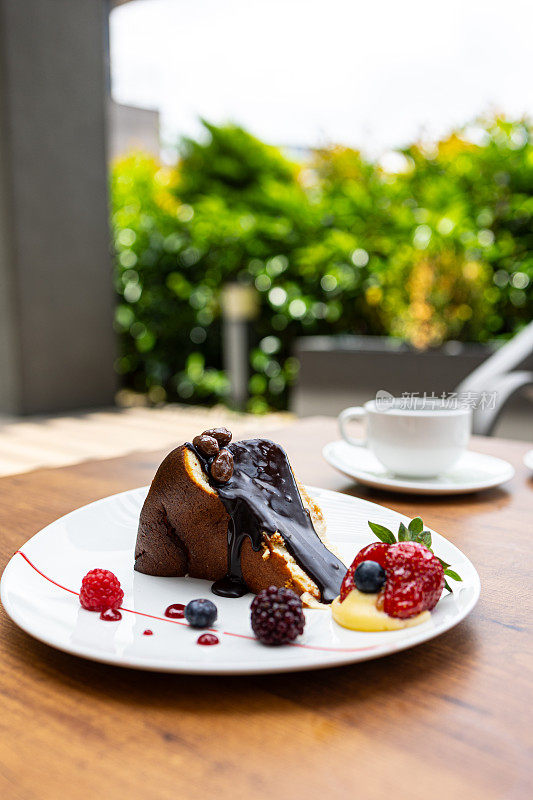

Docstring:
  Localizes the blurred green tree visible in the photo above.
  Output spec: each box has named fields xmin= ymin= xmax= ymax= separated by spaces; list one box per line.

xmin=111 ymin=116 xmax=532 ymax=411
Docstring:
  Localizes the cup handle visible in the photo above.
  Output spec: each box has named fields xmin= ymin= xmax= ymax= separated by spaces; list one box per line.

xmin=338 ymin=406 xmax=367 ymax=447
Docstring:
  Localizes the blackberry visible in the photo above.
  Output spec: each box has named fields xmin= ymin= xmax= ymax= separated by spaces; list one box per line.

xmin=250 ymin=586 xmax=305 ymax=645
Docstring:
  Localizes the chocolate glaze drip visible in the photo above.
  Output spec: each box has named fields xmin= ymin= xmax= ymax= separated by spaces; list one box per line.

xmin=187 ymin=438 xmax=344 ymax=603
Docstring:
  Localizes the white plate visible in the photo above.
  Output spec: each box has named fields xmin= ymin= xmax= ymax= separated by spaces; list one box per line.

xmin=0 ymin=486 xmax=480 ymax=674
xmin=323 ymin=440 xmax=515 ymax=495
xmin=523 ymin=449 xmax=533 ymax=472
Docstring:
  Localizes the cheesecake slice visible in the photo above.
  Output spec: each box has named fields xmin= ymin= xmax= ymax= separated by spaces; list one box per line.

xmin=134 ymin=432 xmax=345 ymax=604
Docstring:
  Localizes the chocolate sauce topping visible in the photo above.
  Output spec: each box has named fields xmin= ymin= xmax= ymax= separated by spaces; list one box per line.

xmin=187 ymin=438 xmax=344 ymax=602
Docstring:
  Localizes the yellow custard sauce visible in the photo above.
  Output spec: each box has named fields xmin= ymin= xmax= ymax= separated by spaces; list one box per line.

xmin=331 ymin=589 xmax=430 ymax=632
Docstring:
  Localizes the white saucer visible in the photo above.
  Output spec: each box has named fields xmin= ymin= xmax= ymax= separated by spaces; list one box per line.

xmin=0 ymin=486 xmax=480 ymax=674
xmin=523 ymin=449 xmax=533 ymax=472
xmin=323 ymin=440 xmax=515 ymax=495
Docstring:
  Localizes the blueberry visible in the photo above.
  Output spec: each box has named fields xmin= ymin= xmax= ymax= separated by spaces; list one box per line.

xmin=354 ymin=561 xmax=386 ymax=593
xmin=185 ymin=598 xmax=218 ymax=628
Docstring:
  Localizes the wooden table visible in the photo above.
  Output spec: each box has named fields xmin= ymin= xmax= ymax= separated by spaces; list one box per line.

xmin=0 ymin=417 xmax=531 ymax=800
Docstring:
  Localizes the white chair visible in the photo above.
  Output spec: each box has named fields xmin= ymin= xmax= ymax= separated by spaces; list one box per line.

xmin=455 ymin=322 xmax=533 ymax=435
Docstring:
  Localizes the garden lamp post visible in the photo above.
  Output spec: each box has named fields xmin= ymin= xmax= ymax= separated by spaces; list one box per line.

xmin=221 ymin=283 xmax=259 ymax=410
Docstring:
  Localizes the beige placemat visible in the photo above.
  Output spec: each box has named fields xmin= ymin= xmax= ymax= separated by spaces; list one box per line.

xmin=0 ymin=404 xmax=293 ymax=477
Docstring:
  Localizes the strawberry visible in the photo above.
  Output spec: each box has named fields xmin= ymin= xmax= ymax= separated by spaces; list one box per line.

xmin=339 ymin=516 xmax=459 ymax=615
xmin=339 ymin=542 xmax=390 ymax=601
xmin=383 ymin=542 xmax=444 ymax=618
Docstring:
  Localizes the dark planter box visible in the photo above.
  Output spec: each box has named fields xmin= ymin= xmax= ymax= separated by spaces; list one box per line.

xmin=291 ymin=335 xmax=499 ymax=417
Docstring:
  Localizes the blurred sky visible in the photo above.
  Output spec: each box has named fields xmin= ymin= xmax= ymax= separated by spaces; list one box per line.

xmin=110 ymin=0 xmax=533 ymax=157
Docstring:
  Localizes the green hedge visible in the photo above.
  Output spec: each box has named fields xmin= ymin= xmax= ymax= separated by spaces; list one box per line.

xmin=111 ymin=117 xmax=532 ymax=411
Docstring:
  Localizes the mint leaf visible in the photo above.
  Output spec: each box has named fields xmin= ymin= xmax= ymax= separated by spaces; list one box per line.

xmin=444 ymin=568 xmax=462 ymax=582
xmin=405 ymin=525 xmax=431 ymax=549
xmin=398 ymin=522 xmax=410 ymax=541
xmin=420 ymin=530 xmax=432 ymax=549
xmin=408 ymin=517 xmax=423 ymax=535
xmin=368 ymin=521 xmax=396 ymax=544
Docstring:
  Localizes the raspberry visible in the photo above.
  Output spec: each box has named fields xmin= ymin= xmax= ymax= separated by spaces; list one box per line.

xmin=383 ymin=542 xmax=444 ymax=618
xmin=250 ymin=586 xmax=305 ymax=645
xmin=340 ymin=542 xmax=390 ymax=601
xmin=79 ymin=569 xmax=124 ymax=611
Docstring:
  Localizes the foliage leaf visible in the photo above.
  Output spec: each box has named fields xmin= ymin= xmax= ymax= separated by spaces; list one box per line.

xmin=444 ymin=568 xmax=462 ymax=582
xmin=111 ymin=117 xmax=533 ymax=412
xmin=398 ymin=522 xmax=410 ymax=542
xmin=408 ymin=517 xmax=424 ymax=535
xmin=420 ymin=530 xmax=432 ymax=549
xmin=368 ymin=521 xmax=396 ymax=544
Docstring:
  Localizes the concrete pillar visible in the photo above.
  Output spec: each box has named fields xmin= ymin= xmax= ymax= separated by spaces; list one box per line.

xmin=0 ymin=0 xmax=116 ymax=414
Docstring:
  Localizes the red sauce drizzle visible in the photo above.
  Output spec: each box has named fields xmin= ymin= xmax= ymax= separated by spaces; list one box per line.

xmin=100 ymin=608 xmax=122 ymax=621
xmin=197 ymin=633 xmax=219 ymax=646
xmin=165 ymin=603 xmax=186 ymax=619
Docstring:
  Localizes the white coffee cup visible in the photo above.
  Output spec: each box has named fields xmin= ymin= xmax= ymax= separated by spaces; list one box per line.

xmin=338 ymin=398 xmax=472 ymax=478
